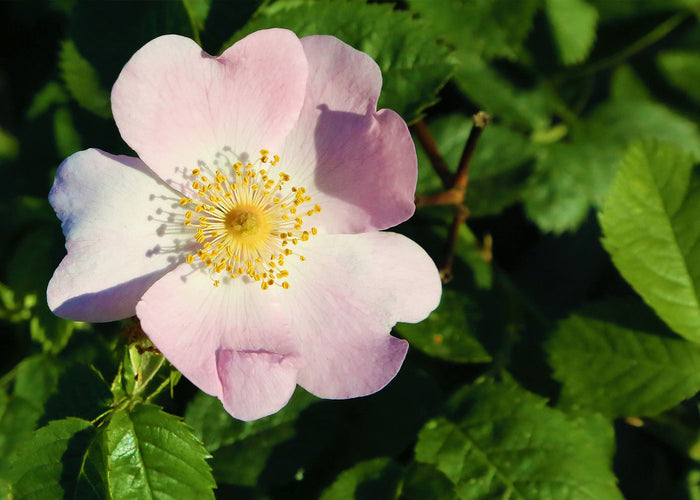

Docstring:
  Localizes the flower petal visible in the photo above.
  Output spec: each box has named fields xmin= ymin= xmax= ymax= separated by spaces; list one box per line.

xmin=47 ymin=149 xmax=188 ymax=322
xmin=135 ymin=264 xmax=301 ymax=415
xmin=111 ymin=30 xmax=308 ymax=190
xmin=284 ymin=231 xmax=441 ymax=398
xmin=281 ymin=35 xmax=417 ymax=234
xmin=216 ymin=349 xmax=300 ymax=421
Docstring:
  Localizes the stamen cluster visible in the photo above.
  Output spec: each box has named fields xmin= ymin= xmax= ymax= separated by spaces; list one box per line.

xmin=179 ymin=150 xmax=320 ymax=289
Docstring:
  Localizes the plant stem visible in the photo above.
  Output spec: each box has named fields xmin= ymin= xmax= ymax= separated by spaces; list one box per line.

xmin=573 ymin=11 xmax=690 ymax=77
xmin=411 ymin=119 xmax=453 ymax=189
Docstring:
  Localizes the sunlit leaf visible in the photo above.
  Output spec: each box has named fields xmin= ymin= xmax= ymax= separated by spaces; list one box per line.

xmin=228 ymin=0 xmax=452 ymax=124
xmin=600 ymin=142 xmax=700 ymax=341
xmin=548 ymin=300 xmax=700 ymax=417
xmin=101 ymin=403 xmax=215 ymax=499
xmin=545 ymin=0 xmax=598 ymax=65
xmin=415 ymin=378 xmax=623 ymax=499
xmin=11 ymin=418 xmax=103 ymax=499
xmin=320 ymin=457 xmax=404 ymax=500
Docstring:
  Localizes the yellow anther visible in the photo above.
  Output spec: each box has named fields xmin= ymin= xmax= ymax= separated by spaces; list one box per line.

xmin=314 ymin=205 xmax=321 ymax=213
xmin=311 ymin=227 xmax=318 ymax=235
xmin=282 ymin=282 xmax=290 ymax=289
xmin=192 ymin=168 xmax=200 ymax=176
xmin=192 ymin=181 xmax=200 ymax=189
xmin=186 ymin=254 xmax=194 ymax=264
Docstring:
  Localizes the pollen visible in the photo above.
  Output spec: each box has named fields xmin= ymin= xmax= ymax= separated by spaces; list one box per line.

xmin=180 ymin=150 xmax=319 ymax=289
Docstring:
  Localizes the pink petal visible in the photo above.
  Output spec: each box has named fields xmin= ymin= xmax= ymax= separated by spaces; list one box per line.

xmin=284 ymin=231 xmax=441 ymax=398
xmin=111 ymin=30 xmax=308 ymax=190
xmin=47 ymin=149 xmax=188 ymax=322
xmin=135 ymin=264 xmax=301 ymax=417
xmin=280 ymin=35 xmax=417 ymax=234
xmin=216 ymin=349 xmax=300 ymax=421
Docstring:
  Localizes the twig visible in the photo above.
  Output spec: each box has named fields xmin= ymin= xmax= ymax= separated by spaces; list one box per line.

xmin=411 ymin=119 xmax=453 ymax=188
xmin=414 ymin=112 xmax=491 ymax=283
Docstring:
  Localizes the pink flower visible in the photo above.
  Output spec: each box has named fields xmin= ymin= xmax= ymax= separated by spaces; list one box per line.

xmin=47 ymin=29 xmax=441 ymax=420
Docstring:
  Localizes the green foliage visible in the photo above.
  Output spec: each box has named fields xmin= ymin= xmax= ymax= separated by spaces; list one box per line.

xmin=59 ymin=40 xmax=112 ymax=119
xmin=226 ymin=0 xmax=453 ymax=124
xmin=10 ymin=418 xmax=102 ymax=499
xmin=415 ymin=114 xmax=534 ymax=217
xmin=409 ymin=0 xmax=538 ymax=60
xmin=100 ymin=403 xmax=215 ymax=499
xmin=548 ymin=300 xmax=700 ymax=417
xmin=658 ymin=50 xmax=700 ymax=104
xmin=600 ymin=142 xmax=700 ymax=341
xmin=524 ymin=99 xmax=700 ymax=233
xmin=545 ymin=0 xmax=599 ymax=65
xmin=415 ymin=378 xmax=623 ymax=499
xmin=320 ymin=457 xmax=404 ymax=500
xmin=3 ymin=1 xmax=700 ymax=498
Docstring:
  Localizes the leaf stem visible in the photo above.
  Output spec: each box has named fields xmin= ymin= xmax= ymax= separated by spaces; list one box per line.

xmin=573 ymin=11 xmax=690 ymax=77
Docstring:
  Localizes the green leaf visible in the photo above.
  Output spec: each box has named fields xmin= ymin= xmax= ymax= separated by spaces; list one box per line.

xmin=0 ymin=126 xmax=19 ymax=161
xmin=399 ymin=463 xmax=457 ymax=500
xmin=0 ymin=392 xmax=42 ymax=463
xmin=547 ymin=300 xmax=700 ymax=417
xmin=26 ymin=81 xmax=70 ymax=120
xmin=599 ymin=142 xmax=700 ymax=341
xmin=524 ymin=99 xmax=700 ymax=233
xmin=11 ymin=418 xmax=103 ymax=499
xmin=589 ymin=0 xmax=699 ymax=20
xmin=545 ymin=0 xmax=598 ymax=65
xmin=396 ymin=208 xmax=497 ymax=363
xmin=102 ymin=403 xmax=215 ymax=499
xmin=320 ymin=457 xmax=404 ymax=500
xmin=658 ymin=50 xmax=700 ymax=104
xmin=228 ymin=0 xmax=452 ymax=124
xmin=182 ymin=0 xmax=212 ymax=34
xmin=409 ymin=0 xmax=539 ymax=60
xmin=451 ymin=53 xmax=554 ymax=130
xmin=59 ymin=40 xmax=111 ymax=119
xmin=610 ymin=65 xmax=652 ymax=101
xmin=415 ymin=114 xmax=534 ymax=216
xmin=415 ymin=378 xmax=623 ymax=500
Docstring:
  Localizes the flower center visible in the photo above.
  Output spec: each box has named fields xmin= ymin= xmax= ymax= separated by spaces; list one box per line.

xmin=179 ymin=150 xmax=320 ymax=289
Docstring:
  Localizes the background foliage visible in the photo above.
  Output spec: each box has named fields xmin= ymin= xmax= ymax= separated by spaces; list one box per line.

xmin=1 ymin=0 xmax=700 ymax=498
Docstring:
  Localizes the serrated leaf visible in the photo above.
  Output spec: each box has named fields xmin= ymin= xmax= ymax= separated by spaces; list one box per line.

xmin=545 ymin=0 xmax=598 ymax=65
xmin=547 ymin=300 xmax=700 ymax=417
xmin=102 ymin=403 xmax=215 ymax=499
xmin=227 ymin=0 xmax=452 ymax=124
xmin=415 ymin=115 xmax=534 ymax=216
xmin=525 ymin=99 xmax=700 ymax=233
xmin=11 ymin=418 xmax=103 ymax=500
xmin=658 ymin=50 xmax=700 ymax=104
xmin=415 ymin=379 xmax=623 ymax=500
xmin=409 ymin=0 xmax=539 ymax=60
xmin=320 ymin=457 xmax=404 ymax=500
xmin=59 ymin=40 xmax=111 ymax=119
xmin=600 ymin=142 xmax=700 ymax=341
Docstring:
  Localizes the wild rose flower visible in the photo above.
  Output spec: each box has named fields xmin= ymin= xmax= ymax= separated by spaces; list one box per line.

xmin=47 ymin=29 xmax=442 ymax=420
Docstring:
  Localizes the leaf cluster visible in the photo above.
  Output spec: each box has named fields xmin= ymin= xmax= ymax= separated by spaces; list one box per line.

xmin=2 ymin=0 xmax=700 ymax=499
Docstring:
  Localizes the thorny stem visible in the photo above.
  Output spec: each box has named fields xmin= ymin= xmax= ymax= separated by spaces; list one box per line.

xmin=415 ymin=112 xmax=491 ymax=283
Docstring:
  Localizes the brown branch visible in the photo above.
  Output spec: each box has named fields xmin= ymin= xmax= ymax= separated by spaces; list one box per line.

xmin=414 ymin=112 xmax=492 ymax=283
xmin=411 ymin=119 xmax=453 ymax=188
